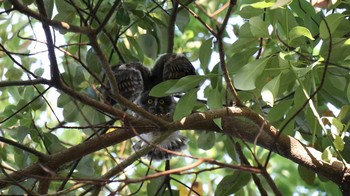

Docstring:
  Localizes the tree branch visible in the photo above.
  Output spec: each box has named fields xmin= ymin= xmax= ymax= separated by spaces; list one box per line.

xmin=215 ymin=0 xmax=242 ymax=106
xmin=36 ymin=0 xmax=60 ymax=85
xmin=10 ymin=0 xmax=91 ymax=34
xmin=167 ymin=1 xmax=178 ymax=53
xmin=0 ymin=106 xmax=348 ymax=190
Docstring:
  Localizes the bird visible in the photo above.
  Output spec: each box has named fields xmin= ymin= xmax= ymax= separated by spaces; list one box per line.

xmin=132 ymin=91 xmax=188 ymax=160
xmin=103 ymin=62 xmax=152 ymax=105
xmin=106 ymin=53 xmax=195 ymax=160
xmin=152 ymin=53 xmax=196 ymax=85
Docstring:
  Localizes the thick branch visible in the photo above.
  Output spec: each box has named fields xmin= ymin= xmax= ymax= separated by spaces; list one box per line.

xmin=0 ymin=107 xmax=348 ymax=190
xmin=221 ymin=114 xmax=349 ymax=189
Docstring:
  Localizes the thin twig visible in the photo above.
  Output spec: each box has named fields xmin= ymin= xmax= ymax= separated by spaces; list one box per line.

xmin=175 ymin=0 xmax=217 ymax=36
xmin=216 ymin=0 xmax=242 ymax=106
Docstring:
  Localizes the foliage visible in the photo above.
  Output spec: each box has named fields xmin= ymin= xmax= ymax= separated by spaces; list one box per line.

xmin=0 ymin=0 xmax=349 ymax=195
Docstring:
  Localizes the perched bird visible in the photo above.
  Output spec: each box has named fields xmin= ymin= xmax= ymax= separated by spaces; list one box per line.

xmin=132 ymin=91 xmax=188 ymax=160
xmin=104 ymin=62 xmax=152 ymax=105
xmin=106 ymin=54 xmax=195 ymax=160
xmin=151 ymin=53 xmax=196 ymax=85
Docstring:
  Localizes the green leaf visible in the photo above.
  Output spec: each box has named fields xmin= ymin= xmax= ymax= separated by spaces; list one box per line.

xmin=197 ymin=131 xmax=216 ymax=150
xmin=55 ymin=0 xmax=76 ymax=13
xmin=43 ymin=133 xmax=67 ymax=153
xmin=127 ymin=35 xmax=144 ymax=61
xmin=62 ymin=102 xmax=79 ymax=122
xmin=31 ymin=97 xmax=45 ymax=111
xmin=115 ymin=7 xmax=130 ymax=26
xmin=176 ymin=9 xmax=190 ymax=32
xmin=34 ymin=68 xmax=45 ymax=77
xmin=207 ymin=87 xmax=223 ymax=129
xmin=215 ymin=172 xmax=251 ymax=195
xmin=334 ymin=135 xmax=344 ymax=151
xmin=289 ymin=26 xmax=315 ymax=41
xmin=207 ymin=87 xmax=222 ymax=110
xmin=322 ymin=147 xmax=332 ymax=162
xmin=298 ymin=165 xmax=315 ymax=185
xmin=337 ymin=105 xmax=350 ymax=124
xmin=267 ymin=99 xmax=293 ymax=122
xmin=199 ymin=37 xmax=213 ymax=72
xmin=233 ymin=57 xmax=269 ymax=90
xmin=291 ymin=64 xmax=313 ymax=78
xmin=242 ymin=2 xmax=274 ymax=9
xmin=149 ymin=80 xmax=178 ymax=97
xmin=57 ymin=94 xmax=71 ymax=108
xmin=44 ymin=0 xmax=54 ymax=19
xmin=5 ymin=67 xmax=22 ymax=80
xmin=225 ymin=138 xmax=238 ymax=162
xmin=173 ymin=89 xmax=198 ymax=121
xmin=261 ymin=74 xmax=281 ymax=106
xmin=147 ymin=176 xmax=166 ymax=196
xmin=86 ymin=48 xmax=102 ymax=73
xmin=238 ymin=6 xmax=264 ymax=19
xmin=331 ymin=117 xmax=345 ymax=135
xmin=227 ymin=49 xmax=257 ymax=74
xmin=271 ymin=0 xmax=292 ymax=9
xmin=150 ymin=75 xmax=205 ymax=97
xmin=249 ymin=16 xmax=269 ymax=38
xmin=76 ymin=156 xmax=96 ymax=178
xmin=320 ymin=14 xmax=345 ymax=39
xmin=137 ymin=34 xmax=157 ymax=59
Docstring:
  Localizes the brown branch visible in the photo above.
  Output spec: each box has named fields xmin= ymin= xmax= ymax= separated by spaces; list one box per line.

xmin=234 ymin=142 xmax=268 ymax=196
xmin=215 ymin=0 xmax=242 ymax=106
xmin=10 ymin=0 xmax=91 ymax=34
xmin=36 ymin=0 xmax=60 ymax=85
xmin=0 ymin=106 xmax=349 ymax=190
xmin=58 ymin=82 xmax=134 ymax=120
xmin=0 ymin=165 xmax=36 ymax=195
xmin=0 ymin=78 xmax=51 ymax=87
xmin=0 ymin=137 xmax=48 ymax=160
xmin=261 ymin=170 xmax=282 ymax=196
xmin=167 ymin=1 xmax=178 ymax=53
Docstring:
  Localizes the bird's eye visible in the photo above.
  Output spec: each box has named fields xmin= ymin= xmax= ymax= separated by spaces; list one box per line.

xmin=159 ymin=99 xmax=165 ymax=104
xmin=147 ymin=99 xmax=153 ymax=104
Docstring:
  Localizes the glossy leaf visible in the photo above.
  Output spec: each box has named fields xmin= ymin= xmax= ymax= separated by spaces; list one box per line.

xmin=320 ymin=14 xmax=346 ymax=39
xmin=271 ymin=0 xmax=292 ymax=9
xmin=261 ymin=74 xmax=281 ymax=106
xmin=334 ymin=135 xmax=345 ymax=151
xmin=137 ymin=34 xmax=157 ymax=59
xmin=242 ymin=2 xmax=274 ymax=9
xmin=215 ymin=172 xmax=251 ymax=195
xmin=249 ymin=16 xmax=269 ymax=38
xmin=199 ymin=37 xmax=214 ymax=72
xmin=234 ymin=57 xmax=269 ymax=90
xmin=289 ymin=26 xmax=315 ymax=41
xmin=150 ymin=75 xmax=205 ymax=97
xmin=173 ymin=89 xmax=198 ymax=121
xmin=298 ymin=165 xmax=315 ymax=185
